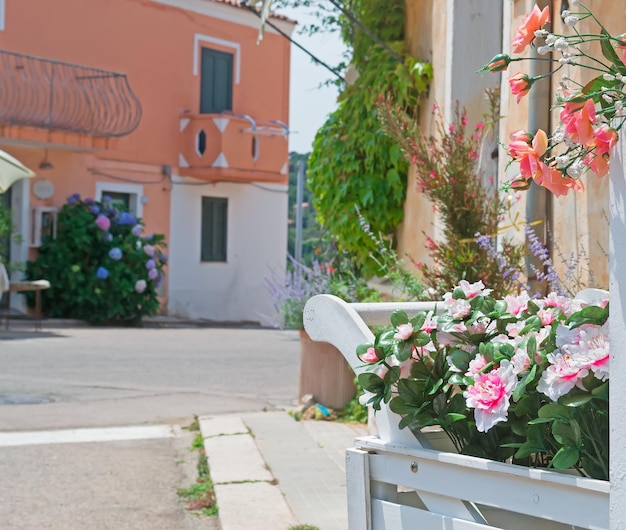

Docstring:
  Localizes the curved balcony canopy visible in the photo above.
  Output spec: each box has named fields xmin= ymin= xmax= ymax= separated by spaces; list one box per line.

xmin=0 ymin=49 xmax=142 ymax=138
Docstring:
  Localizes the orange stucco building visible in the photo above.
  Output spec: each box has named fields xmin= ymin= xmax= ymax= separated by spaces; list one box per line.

xmin=0 ymin=0 xmax=294 ymax=321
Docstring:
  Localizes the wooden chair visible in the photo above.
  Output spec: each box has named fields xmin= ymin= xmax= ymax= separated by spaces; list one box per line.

xmin=303 ymin=293 xmax=609 ymax=530
xmin=0 ymin=262 xmax=50 ymax=331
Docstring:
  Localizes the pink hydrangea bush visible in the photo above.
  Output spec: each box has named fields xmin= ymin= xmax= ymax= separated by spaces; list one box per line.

xmin=356 ymin=280 xmax=609 ymax=479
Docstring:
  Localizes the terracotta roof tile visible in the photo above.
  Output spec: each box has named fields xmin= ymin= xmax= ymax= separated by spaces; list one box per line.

xmin=211 ymin=0 xmax=295 ymax=23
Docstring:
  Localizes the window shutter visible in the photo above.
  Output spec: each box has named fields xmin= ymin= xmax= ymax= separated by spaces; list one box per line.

xmin=201 ymin=197 xmax=228 ymax=262
xmin=200 ymin=48 xmax=233 ymax=114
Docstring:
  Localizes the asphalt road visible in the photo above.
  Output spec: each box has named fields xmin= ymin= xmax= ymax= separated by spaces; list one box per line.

xmin=0 ymin=324 xmax=301 ymax=431
xmin=0 ymin=323 xmax=302 ymax=529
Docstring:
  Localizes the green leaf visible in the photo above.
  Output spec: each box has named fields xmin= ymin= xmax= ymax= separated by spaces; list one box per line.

xmin=591 ymin=382 xmax=609 ymax=401
xmin=559 ymin=392 xmax=593 ymax=407
xmin=395 ymin=340 xmax=413 ymax=362
xmin=538 ymin=403 xmax=573 ymax=420
xmin=390 ymin=310 xmax=409 ymax=327
xmin=384 ymin=365 xmax=401 ymax=385
xmin=358 ymin=372 xmax=385 ymax=393
xmin=448 ymin=349 xmax=471 ymax=372
xmin=551 ymin=446 xmax=580 ymax=470
xmin=600 ymin=30 xmax=626 ymax=73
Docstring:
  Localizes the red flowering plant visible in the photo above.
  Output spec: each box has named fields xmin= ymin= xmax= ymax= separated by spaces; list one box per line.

xmin=357 ymin=279 xmax=609 ymax=479
xmin=481 ymin=1 xmax=625 ymax=196
xmin=377 ymin=91 xmax=527 ymax=298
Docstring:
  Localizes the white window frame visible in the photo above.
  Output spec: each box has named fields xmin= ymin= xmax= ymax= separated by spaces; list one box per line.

xmin=0 ymin=0 xmax=5 ymax=31
xmin=30 ymin=206 xmax=58 ymax=248
xmin=95 ymin=182 xmax=144 ymax=219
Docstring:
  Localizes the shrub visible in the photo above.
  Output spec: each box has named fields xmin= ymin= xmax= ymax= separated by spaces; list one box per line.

xmin=27 ymin=193 xmax=167 ymax=325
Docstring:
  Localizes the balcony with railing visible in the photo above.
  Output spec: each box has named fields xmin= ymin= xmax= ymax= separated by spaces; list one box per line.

xmin=178 ymin=112 xmax=289 ymax=183
xmin=0 ymin=49 xmax=142 ymax=147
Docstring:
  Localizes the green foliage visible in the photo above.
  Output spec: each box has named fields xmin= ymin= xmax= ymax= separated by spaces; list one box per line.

xmin=26 ymin=194 xmax=167 ymax=325
xmin=358 ymin=282 xmax=609 ymax=479
xmin=178 ymin=432 xmax=218 ymax=517
xmin=307 ymin=0 xmax=432 ymax=277
xmin=0 ymin=200 xmax=11 ymax=264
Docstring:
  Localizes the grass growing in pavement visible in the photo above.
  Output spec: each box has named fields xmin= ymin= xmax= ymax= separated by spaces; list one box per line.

xmin=288 ymin=525 xmax=320 ymax=530
xmin=178 ymin=429 xmax=218 ymax=517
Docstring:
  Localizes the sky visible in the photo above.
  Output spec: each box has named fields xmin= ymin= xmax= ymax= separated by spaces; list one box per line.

xmin=273 ymin=5 xmax=347 ymax=154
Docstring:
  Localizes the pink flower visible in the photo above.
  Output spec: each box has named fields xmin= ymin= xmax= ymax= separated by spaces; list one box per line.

xmin=511 ymin=349 xmax=531 ymax=374
xmin=505 ymin=291 xmax=530 ymax=315
xmin=508 ymin=72 xmax=534 ymax=103
xmin=537 ymin=351 xmax=588 ymax=401
xmin=590 ymin=125 xmax=618 ymax=156
xmin=537 ymin=308 xmax=555 ymax=326
xmin=512 ymin=4 xmax=550 ymax=53
xmin=360 ymin=347 xmax=379 ymax=363
xmin=443 ymin=293 xmax=471 ymax=319
xmin=95 ymin=215 xmax=111 ymax=231
xmin=394 ymin=323 xmax=414 ymax=341
xmin=464 ymin=360 xmax=518 ymax=432
xmin=421 ymin=311 xmax=438 ymax=333
xmin=560 ymin=98 xmax=596 ymax=146
xmin=457 ymin=279 xmax=491 ymax=299
xmin=465 ymin=354 xmax=488 ymax=377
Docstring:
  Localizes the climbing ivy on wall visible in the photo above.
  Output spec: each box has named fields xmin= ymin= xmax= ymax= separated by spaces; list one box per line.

xmin=305 ymin=0 xmax=432 ymax=276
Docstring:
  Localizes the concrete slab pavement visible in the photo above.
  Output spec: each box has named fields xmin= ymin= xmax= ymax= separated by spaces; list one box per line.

xmin=199 ymin=411 xmax=368 ymax=530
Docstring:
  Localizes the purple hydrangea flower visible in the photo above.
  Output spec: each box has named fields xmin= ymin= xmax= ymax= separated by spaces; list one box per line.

xmin=145 ymin=259 xmax=156 ymax=270
xmin=117 ymin=212 xmax=137 ymax=225
xmin=134 ymin=279 xmax=147 ymax=293
xmin=96 ymin=266 xmax=109 ymax=280
xmin=89 ymin=205 xmax=100 ymax=215
xmin=104 ymin=233 xmax=113 ymax=242
xmin=145 ymin=234 xmax=154 ymax=241
xmin=148 ymin=268 xmax=158 ymax=280
xmin=67 ymin=193 xmax=81 ymax=204
xmin=158 ymin=252 xmax=168 ymax=264
xmin=95 ymin=215 xmax=111 ymax=231
xmin=102 ymin=195 xmax=112 ymax=204
xmin=84 ymin=197 xmax=94 ymax=205
xmin=143 ymin=245 xmax=155 ymax=257
xmin=155 ymin=275 xmax=162 ymax=288
xmin=131 ymin=225 xmax=143 ymax=237
xmin=108 ymin=247 xmax=122 ymax=261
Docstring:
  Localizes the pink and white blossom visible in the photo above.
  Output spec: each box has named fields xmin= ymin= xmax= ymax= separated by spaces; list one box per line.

xmin=443 ymin=293 xmax=471 ymax=318
xmin=360 ymin=347 xmax=379 ymax=363
xmin=394 ymin=323 xmax=414 ymax=341
xmin=537 ymin=308 xmax=555 ymax=326
xmin=421 ymin=311 xmax=438 ymax=333
xmin=457 ymin=279 xmax=492 ymax=299
xmin=465 ymin=354 xmax=488 ymax=377
xmin=511 ymin=349 xmax=531 ymax=374
xmin=464 ymin=360 xmax=518 ymax=432
xmin=505 ymin=291 xmax=531 ymax=315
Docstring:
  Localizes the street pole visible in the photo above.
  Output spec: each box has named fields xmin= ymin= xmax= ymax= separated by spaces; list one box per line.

xmin=295 ymin=159 xmax=305 ymax=263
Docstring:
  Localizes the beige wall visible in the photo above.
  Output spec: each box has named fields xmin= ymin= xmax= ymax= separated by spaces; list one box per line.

xmin=403 ymin=0 xmax=616 ymax=292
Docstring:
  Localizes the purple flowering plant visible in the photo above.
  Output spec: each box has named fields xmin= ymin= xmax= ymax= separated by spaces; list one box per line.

xmin=358 ymin=279 xmax=609 ymax=479
xmin=26 ymin=193 xmax=167 ymax=324
xmin=264 ymin=254 xmax=380 ymax=330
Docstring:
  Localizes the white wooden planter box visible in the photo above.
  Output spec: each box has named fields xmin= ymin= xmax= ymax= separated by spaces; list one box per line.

xmin=303 ymin=294 xmax=610 ymax=530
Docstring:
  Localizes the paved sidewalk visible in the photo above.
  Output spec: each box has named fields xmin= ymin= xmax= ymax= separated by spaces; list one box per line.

xmin=199 ymin=411 xmax=368 ymax=530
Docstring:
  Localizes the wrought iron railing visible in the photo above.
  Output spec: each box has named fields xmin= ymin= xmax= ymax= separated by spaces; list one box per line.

xmin=0 ymin=50 xmax=142 ymax=137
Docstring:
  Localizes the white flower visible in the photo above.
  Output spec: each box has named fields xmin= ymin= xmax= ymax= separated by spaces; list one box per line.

xmin=554 ymin=37 xmax=568 ymax=51
xmin=564 ymin=15 xmax=579 ymax=26
xmin=534 ymin=29 xmax=549 ymax=38
xmin=537 ymin=45 xmax=551 ymax=55
xmin=567 ymin=159 xmax=585 ymax=178
xmin=545 ymin=34 xmax=557 ymax=45
xmin=555 ymin=154 xmax=570 ymax=166
xmin=603 ymin=73 xmax=616 ymax=81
